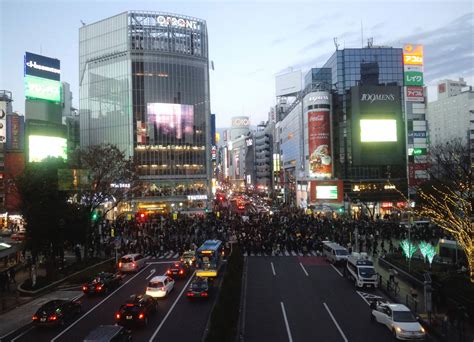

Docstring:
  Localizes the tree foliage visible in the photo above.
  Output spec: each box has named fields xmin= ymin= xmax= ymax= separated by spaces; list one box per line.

xmin=416 ymin=139 xmax=473 ymax=281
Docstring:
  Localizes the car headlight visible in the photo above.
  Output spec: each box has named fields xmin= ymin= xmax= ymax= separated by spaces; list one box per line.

xmin=420 ymin=327 xmax=426 ymax=333
xmin=395 ymin=326 xmax=402 ymax=333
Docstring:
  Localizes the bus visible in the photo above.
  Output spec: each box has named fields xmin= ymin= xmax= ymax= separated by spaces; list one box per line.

xmin=195 ymin=240 xmax=224 ymax=278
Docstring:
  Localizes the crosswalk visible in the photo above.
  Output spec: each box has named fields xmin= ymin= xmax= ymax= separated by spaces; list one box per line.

xmin=243 ymin=250 xmax=322 ymax=257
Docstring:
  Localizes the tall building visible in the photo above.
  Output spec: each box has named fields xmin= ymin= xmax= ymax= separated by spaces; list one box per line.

xmin=62 ymin=82 xmax=80 ymax=157
xmin=79 ymin=11 xmax=211 ymax=213
xmin=427 ymin=79 xmax=474 ymax=147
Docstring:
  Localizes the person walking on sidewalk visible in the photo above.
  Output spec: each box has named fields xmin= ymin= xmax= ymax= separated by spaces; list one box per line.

xmin=8 ymin=267 xmax=16 ymax=285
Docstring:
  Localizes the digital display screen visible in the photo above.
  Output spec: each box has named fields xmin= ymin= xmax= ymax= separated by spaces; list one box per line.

xmin=28 ymin=135 xmax=67 ymax=162
xmin=316 ymin=185 xmax=338 ymax=200
xmin=360 ymin=119 xmax=397 ymax=142
xmin=25 ymin=75 xmax=61 ymax=102
xmin=147 ymin=103 xmax=194 ymax=140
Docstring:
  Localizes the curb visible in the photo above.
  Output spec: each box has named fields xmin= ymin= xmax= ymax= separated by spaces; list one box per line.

xmin=17 ymin=258 xmax=114 ymax=296
xmin=236 ymin=255 xmax=248 ymax=342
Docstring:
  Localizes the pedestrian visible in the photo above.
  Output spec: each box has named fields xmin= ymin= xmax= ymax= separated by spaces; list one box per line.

xmin=8 ymin=266 xmax=16 ymax=284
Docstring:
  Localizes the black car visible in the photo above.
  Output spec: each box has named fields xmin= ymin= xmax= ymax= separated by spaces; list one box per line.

xmin=32 ymin=299 xmax=82 ymax=327
xmin=83 ymin=272 xmax=122 ymax=295
xmin=166 ymin=261 xmax=188 ymax=279
xmin=83 ymin=325 xmax=132 ymax=342
xmin=115 ymin=294 xmax=157 ymax=327
xmin=186 ymin=277 xmax=210 ymax=299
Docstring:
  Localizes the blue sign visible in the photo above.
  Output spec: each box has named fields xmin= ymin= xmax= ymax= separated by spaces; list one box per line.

xmin=24 ymin=52 xmax=60 ymax=81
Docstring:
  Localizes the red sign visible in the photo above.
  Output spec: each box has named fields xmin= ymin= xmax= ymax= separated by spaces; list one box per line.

xmin=308 ymin=111 xmax=332 ymax=178
xmin=406 ymin=86 xmax=424 ymax=101
xmin=414 ymin=163 xmax=429 ymax=171
xmin=381 ymin=202 xmax=393 ymax=208
xmin=438 ymin=83 xmax=446 ymax=93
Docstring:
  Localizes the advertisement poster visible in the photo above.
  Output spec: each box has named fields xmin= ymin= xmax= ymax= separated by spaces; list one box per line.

xmin=147 ymin=103 xmax=194 ymax=140
xmin=6 ymin=115 xmax=24 ymax=151
xmin=406 ymin=86 xmax=424 ymax=101
xmin=308 ymin=111 xmax=332 ymax=178
xmin=404 ymin=71 xmax=424 ymax=86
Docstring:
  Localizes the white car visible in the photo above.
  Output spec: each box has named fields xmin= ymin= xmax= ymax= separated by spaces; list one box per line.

xmin=146 ymin=276 xmax=175 ymax=298
xmin=118 ymin=254 xmax=147 ymax=273
xmin=371 ymin=302 xmax=426 ymax=340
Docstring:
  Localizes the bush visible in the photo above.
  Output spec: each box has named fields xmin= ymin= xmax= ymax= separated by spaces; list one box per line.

xmin=21 ymin=276 xmax=51 ymax=291
xmin=205 ymin=247 xmax=244 ymax=342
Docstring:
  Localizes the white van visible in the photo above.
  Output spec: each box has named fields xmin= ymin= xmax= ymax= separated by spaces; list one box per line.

xmin=346 ymin=252 xmax=378 ymax=288
xmin=118 ymin=254 xmax=146 ymax=273
xmin=322 ymin=241 xmax=349 ymax=264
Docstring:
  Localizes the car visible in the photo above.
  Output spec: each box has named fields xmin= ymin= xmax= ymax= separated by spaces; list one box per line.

xmin=82 ymin=272 xmax=122 ymax=295
xmin=118 ymin=254 xmax=146 ymax=273
xmin=371 ymin=302 xmax=426 ymax=340
xmin=186 ymin=277 xmax=210 ymax=299
xmin=115 ymin=294 xmax=157 ymax=327
xmin=180 ymin=250 xmax=196 ymax=267
xmin=11 ymin=232 xmax=26 ymax=241
xmin=32 ymin=299 xmax=82 ymax=327
xmin=166 ymin=261 xmax=188 ymax=279
xmin=84 ymin=325 xmax=132 ymax=342
xmin=146 ymin=275 xmax=175 ymax=298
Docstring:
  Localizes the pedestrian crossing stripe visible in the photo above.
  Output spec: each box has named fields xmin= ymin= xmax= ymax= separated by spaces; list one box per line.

xmin=241 ymin=250 xmax=325 ymax=257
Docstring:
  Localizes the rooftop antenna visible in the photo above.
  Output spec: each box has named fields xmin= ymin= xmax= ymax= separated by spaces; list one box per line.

xmin=361 ymin=21 xmax=364 ymax=48
xmin=80 ymin=20 xmax=86 ymax=26
xmin=367 ymin=37 xmax=373 ymax=48
xmin=333 ymin=37 xmax=339 ymax=50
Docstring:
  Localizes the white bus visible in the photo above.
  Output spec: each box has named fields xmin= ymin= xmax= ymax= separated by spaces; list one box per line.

xmin=346 ymin=252 xmax=378 ymax=288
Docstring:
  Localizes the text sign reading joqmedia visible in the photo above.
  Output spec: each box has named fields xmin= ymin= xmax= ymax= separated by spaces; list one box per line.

xmin=24 ymin=52 xmax=60 ymax=81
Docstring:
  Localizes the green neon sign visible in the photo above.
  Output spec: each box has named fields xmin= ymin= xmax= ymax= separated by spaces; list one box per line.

xmin=413 ymin=148 xmax=427 ymax=156
xmin=25 ymin=75 xmax=61 ymax=102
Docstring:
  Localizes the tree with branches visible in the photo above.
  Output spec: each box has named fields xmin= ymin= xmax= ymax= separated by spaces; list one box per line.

xmin=69 ymin=144 xmax=139 ymax=259
xmin=416 ymin=139 xmax=473 ymax=282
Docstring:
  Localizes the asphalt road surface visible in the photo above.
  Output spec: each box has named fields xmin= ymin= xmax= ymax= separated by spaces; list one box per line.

xmin=242 ymin=255 xmax=395 ymax=342
xmin=3 ymin=258 xmax=218 ymax=342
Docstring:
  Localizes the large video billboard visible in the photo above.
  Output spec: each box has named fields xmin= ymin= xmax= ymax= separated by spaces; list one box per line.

xmin=147 ymin=103 xmax=194 ymax=140
xmin=308 ymin=111 xmax=332 ymax=178
xmin=309 ymin=180 xmax=343 ymax=203
xmin=25 ymin=75 xmax=61 ymax=102
xmin=351 ymin=86 xmax=405 ymax=166
xmin=28 ymin=135 xmax=67 ymax=162
xmin=24 ymin=52 xmax=60 ymax=81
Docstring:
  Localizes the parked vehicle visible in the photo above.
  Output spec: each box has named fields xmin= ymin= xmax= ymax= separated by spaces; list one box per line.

xmin=346 ymin=252 xmax=378 ymax=288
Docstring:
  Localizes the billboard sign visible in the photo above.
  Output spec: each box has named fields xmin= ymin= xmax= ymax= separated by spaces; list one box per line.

xmin=403 ymin=44 xmax=423 ymax=66
xmin=275 ymin=70 xmax=302 ymax=97
xmin=309 ymin=180 xmax=343 ymax=203
xmin=360 ymin=119 xmax=397 ymax=142
xmin=6 ymin=115 xmax=24 ymax=151
xmin=316 ymin=185 xmax=338 ymax=200
xmin=28 ymin=135 xmax=67 ymax=162
xmin=147 ymin=103 xmax=194 ymax=140
xmin=308 ymin=111 xmax=332 ymax=178
xmin=408 ymin=131 xmax=426 ymax=138
xmin=231 ymin=116 xmax=250 ymax=127
xmin=25 ymin=75 xmax=61 ymax=102
xmin=404 ymin=71 xmax=423 ymax=86
xmin=0 ymin=102 xmax=6 ymax=143
xmin=24 ymin=52 xmax=60 ymax=81
xmin=406 ymin=86 xmax=424 ymax=101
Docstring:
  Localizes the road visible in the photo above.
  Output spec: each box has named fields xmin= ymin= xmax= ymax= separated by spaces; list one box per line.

xmin=3 ymin=257 xmax=218 ymax=342
xmin=242 ymin=255 xmax=394 ymax=342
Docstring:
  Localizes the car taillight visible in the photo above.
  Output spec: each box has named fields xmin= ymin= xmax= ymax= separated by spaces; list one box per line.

xmin=82 ymin=285 xmax=87 ymax=291
xmin=187 ymin=292 xmax=194 ymax=296
xmin=167 ymin=270 xmax=171 ymax=274
xmin=96 ymin=285 xmax=102 ymax=291
xmin=118 ymin=262 xmax=122 ymax=268
xmin=132 ymin=262 xmax=136 ymax=268
xmin=49 ymin=315 xmax=57 ymax=321
xmin=179 ymin=270 xmax=184 ymax=275
xmin=115 ymin=312 xmax=121 ymax=320
xmin=201 ymin=292 xmax=208 ymax=297
xmin=32 ymin=315 xmax=38 ymax=320
xmin=138 ymin=313 xmax=145 ymax=319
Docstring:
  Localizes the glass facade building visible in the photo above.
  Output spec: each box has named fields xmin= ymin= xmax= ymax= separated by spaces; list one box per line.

xmin=79 ymin=11 xmax=211 ymax=212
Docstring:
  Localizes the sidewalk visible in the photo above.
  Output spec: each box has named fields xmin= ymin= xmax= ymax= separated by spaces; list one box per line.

xmin=0 ymin=290 xmax=82 ymax=339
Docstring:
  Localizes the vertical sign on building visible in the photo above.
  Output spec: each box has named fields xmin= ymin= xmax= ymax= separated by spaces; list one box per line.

xmin=0 ymin=102 xmax=6 ymax=143
xmin=308 ymin=111 xmax=332 ymax=178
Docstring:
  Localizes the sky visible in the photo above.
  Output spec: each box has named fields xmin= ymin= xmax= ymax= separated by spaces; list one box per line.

xmin=1 ymin=0 xmax=473 ymax=128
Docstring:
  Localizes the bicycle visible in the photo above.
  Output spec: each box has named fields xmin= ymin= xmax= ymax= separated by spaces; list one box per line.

xmin=387 ymin=279 xmax=400 ymax=296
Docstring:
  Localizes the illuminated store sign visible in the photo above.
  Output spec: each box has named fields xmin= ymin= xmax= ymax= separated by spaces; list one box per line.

xmin=157 ymin=15 xmax=199 ymax=30
xmin=403 ymin=44 xmax=424 ymax=66
xmin=24 ymin=52 xmax=60 ymax=81
xmin=24 ymin=75 xmax=61 ymax=102
xmin=404 ymin=71 xmax=423 ymax=86
xmin=360 ymin=93 xmax=395 ymax=103
xmin=187 ymin=194 xmax=207 ymax=201
xmin=360 ymin=119 xmax=397 ymax=142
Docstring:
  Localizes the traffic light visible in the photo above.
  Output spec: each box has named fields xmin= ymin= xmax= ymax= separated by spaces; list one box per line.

xmin=92 ymin=211 xmax=99 ymax=221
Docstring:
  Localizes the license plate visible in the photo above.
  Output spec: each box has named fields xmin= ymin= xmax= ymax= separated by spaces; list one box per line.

xmin=40 ymin=318 xmax=46 ymax=322
xmin=126 ymin=316 xmax=133 ymax=320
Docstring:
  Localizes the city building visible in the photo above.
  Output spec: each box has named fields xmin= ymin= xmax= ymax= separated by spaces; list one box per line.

xmin=0 ymin=90 xmax=12 ymax=211
xmin=79 ymin=11 xmax=212 ymax=213
xmin=427 ymin=79 xmax=473 ymax=147
xmin=253 ymin=122 xmax=272 ymax=190
xmin=61 ymin=82 xmax=80 ymax=158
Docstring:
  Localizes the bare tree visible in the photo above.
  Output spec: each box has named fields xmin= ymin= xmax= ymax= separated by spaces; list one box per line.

xmin=69 ymin=144 xmax=140 ymax=259
xmin=416 ymin=139 xmax=473 ymax=282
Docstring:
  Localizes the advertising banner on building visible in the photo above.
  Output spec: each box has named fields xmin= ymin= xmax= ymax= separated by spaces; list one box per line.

xmin=309 ymin=180 xmax=343 ymax=203
xmin=308 ymin=111 xmax=332 ymax=178
xmin=24 ymin=52 xmax=61 ymax=81
xmin=404 ymin=71 xmax=424 ymax=86
xmin=147 ymin=103 xmax=194 ymax=142
xmin=6 ymin=115 xmax=24 ymax=151
xmin=406 ymin=86 xmax=424 ymax=101
xmin=403 ymin=44 xmax=423 ymax=66
xmin=0 ymin=102 xmax=6 ymax=143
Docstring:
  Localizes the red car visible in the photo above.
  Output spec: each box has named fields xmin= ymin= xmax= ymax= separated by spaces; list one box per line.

xmin=166 ymin=262 xmax=188 ymax=279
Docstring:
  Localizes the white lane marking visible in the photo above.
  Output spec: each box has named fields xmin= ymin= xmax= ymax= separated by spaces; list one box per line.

xmin=51 ymin=264 xmax=151 ymax=342
xmin=10 ymin=326 xmax=34 ymax=342
xmin=311 ymin=251 xmax=317 ymax=256
xmin=270 ymin=262 xmax=276 ymax=276
xmin=172 ymin=252 xmax=179 ymax=258
xmin=323 ymin=302 xmax=349 ymax=342
xmin=284 ymin=251 xmax=289 ymax=256
xmin=159 ymin=255 xmax=164 ymax=259
xmin=298 ymin=252 xmax=303 ymax=256
xmin=146 ymin=268 xmax=156 ymax=280
xmin=291 ymin=251 xmax=297 ymax=256
xmin=147 ymin=261 xmax=176 ymax=265
xmin=280 ymin=302 xmax=293 ymax=342
xmin=331 ymin=264 xmax=343 ymax=277
xmin=148 ymin=271 xmax=196 ymax=341
xmin=356 ymin=291 xmax=370 ymax=306
xmin=299 ymin=262 xmax=309 ymax=277
xmin=243 ymin=252 xmax=248 ymax=256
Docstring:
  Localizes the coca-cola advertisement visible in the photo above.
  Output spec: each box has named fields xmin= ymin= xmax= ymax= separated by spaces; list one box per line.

xmin=308 ymin=111 xmax=332 ymax=178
